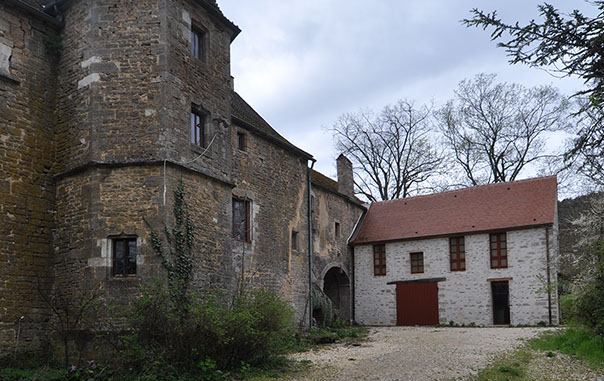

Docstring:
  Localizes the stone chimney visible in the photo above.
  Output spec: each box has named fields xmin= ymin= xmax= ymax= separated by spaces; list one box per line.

xmin=337 ymin=154 xmax=354 ymax=198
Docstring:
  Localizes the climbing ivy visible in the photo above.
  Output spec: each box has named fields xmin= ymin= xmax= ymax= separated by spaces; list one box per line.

xmin=148 ymin=181 xmax=195 ymax=318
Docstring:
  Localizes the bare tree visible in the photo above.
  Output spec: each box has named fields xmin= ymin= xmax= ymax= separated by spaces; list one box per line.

xmin=331 ymin=100 xmax=444 ymax=201
xmin=436 ymin=73 xmax=571 ymax=185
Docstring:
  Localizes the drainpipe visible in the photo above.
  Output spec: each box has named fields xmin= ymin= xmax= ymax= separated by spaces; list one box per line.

xmin=545 ymin=226 xmax=552 ymax=325
xmin=307 ymin=158 xmax=316 ymax=329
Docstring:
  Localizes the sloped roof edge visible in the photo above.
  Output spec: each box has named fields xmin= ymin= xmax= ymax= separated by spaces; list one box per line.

xmin=231 ymin=91 xmax=313 ymax=160
xmin=353 ymin=176 xmax=557 ymax=244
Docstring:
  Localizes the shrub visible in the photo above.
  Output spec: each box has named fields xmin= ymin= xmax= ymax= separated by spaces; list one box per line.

xmin=563 ymin=254 xmax=604 ymax=337
xmin=129 ymin=280 xmax=295 ymax=375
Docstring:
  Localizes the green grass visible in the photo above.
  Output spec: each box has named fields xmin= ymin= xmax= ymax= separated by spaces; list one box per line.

xmin=475 ymin=348 xmax=533 ymax=381
xmin=530 ymin=327 xmax=604 ymax=369
xmin=0 ymin=367 xmax=67 ymax=381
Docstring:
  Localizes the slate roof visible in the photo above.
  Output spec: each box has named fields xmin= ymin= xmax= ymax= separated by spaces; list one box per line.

xmin=231 ymin=91 xmax=312 ymax=159
xmin=352 ymin=176 xmax=557 ymax=244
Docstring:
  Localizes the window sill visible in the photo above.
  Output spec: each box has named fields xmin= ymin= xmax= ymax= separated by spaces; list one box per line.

xmin=190 ymin=143 xmax=211 ymax=156
xmin=0 ymin=70 xmax=20 ymax=84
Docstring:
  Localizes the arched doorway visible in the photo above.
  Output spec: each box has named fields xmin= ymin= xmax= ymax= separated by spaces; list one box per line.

xmin=323 ymin=267 xmax=351 ymax=321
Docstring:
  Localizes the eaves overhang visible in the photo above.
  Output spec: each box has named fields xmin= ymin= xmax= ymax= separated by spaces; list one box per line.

xmin=6 ymin=0 xmax=64 ymax=28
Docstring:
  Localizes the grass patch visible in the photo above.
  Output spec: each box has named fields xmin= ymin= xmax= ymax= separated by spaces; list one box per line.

xmin=475 ymin=348 xmax=533 ymax=380
xmin=530 ymin=327 xmax=604 ymax=369
xmin=0 ymin=367 xmax=67 ymax=381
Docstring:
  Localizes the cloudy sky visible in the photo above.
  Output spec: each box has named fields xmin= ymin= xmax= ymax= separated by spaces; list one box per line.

xmin=220 ymin=0 xmax=593 ymax=181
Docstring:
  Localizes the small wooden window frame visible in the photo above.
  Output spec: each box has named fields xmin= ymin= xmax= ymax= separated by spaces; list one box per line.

xmin=449 ymin=236 xmax=466 ymax=271
xmin=190 ymin=108 xmax=207 ymax=148
xmin=410 ymin=252 xmax=424 ymax=274
xmin=112 ymin=237 xmax=137 ymax=277
xmin=190 ymin=25 xmax=206 ymax=60
xmin=232 ymin=198 xmax=251 ymax=242
xmin=490 ymin=232 xmax=508 ymax=269
xmin=373 ymin=244 xmax=386 ymax=276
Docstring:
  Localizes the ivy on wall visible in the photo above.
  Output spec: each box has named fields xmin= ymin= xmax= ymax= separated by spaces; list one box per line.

xmin=148 ymin=181 xmax=195 ymax=317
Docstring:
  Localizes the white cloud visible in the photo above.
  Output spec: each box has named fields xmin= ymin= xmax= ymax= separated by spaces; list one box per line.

xmin=221 ymin=0 xmax=590 ymax=182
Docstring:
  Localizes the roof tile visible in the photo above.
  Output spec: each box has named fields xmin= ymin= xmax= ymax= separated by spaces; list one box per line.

xmin=353 ymin=176 xmax=557 ymax=244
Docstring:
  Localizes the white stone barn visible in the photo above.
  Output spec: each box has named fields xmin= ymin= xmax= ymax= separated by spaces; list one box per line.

xmin=351 ymin=176 xmax=559 ymax=326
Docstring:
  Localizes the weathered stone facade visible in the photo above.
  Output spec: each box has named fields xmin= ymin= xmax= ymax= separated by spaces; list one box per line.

xmin=0 ymin=0 xmax=61 ymax=354
xmin=310 ymin=158 xmax=365 ymax=321
xmin=354 ymin=227 xmax=559 ymax=326
xmin=1 ymin=0 xmax=363 ymax=357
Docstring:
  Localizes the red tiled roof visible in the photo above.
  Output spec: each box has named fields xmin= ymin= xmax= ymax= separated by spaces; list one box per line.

xmin=352 ymin=176 xmax=557 ymax=244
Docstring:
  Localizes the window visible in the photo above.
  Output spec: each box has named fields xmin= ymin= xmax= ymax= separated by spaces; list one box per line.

xmin=373 ymin=244 xmax=386 ymax=276
xmin=490 ymin=233 xmax=508 ymax=268
xmin=450 ymin=237 xmax=466 ymax=271
xmin=190 ymin=109 xmax=206 ymax=147
xmin=291 ymin=230 xmax=299 ymax=250
xmin=334 ymin=222 xmax=340 ymax=238
xmin=190 ymin=26 xmax=205 ymax=60
xmin=237 ymin=132 xmax=246 ymax=151
xmin=113 ymin=237 xmax=137 ymax=277
xmin=410 ymin=252 xmax=424 ymax=274
xmin=232 ymin=198 xmax=250 ymax=242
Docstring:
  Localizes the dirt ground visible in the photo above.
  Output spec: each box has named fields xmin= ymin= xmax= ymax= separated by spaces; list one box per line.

xmin=283 ymin=326 xmax=555 ymax=381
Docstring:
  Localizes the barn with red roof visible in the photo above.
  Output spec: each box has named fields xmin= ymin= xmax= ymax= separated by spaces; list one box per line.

xmin=351 ymin=176 xmax=559 ymax=326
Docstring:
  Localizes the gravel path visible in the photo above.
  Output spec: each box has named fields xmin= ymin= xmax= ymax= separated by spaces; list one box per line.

xmin=284 ymin=327 xmax=554 ymax=381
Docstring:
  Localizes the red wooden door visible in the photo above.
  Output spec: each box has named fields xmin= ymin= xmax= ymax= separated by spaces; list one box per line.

xmin=396 ymin=282 xmax=439 ymax=326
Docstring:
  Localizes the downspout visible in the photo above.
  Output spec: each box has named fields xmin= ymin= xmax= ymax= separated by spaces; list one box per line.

xmin=545 ymin=226 xmax=552 ymax=325
xmin=307 ymin=158 xmax=316 ymax=329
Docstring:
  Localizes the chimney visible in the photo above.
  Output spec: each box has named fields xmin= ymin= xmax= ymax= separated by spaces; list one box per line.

xmin=337 ymin=154 xmax=354 ymax=198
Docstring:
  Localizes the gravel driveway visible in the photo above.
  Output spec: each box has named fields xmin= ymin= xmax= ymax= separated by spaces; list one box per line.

xmin=285 ymin=326 xmax=553 ymax=381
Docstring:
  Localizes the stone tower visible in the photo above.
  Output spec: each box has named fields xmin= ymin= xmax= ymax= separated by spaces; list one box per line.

xmin=1 ymin=0 xmax=242 ymax=354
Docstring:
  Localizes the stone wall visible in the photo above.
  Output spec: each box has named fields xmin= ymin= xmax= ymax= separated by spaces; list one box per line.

xmin=0 ymin=2 xmax=59 ymax=354
xmin=161 ymin=0 xmax=235 ymax=183
xmin=231 ymin=123 xmax=311 ymax=325
xmin=54 ymin=0 xmax=166 ymax=173
xmin=311 ymin=182 xmax=364 ymax=320
xmin=354 ymin=227 xmax=559 ymax=326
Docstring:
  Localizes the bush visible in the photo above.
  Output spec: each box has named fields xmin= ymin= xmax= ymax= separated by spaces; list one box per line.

xmin=129 ymin=280 xmax=295 ymax=375
xmin=562 ymin=255 xmax=604 ymax=337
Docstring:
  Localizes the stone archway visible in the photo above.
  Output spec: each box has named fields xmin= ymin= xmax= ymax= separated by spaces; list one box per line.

xmin=323 ymin=266 xmax=351 ymax=321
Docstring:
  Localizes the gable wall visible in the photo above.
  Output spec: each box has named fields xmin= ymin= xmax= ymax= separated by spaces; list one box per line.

xmin=355 ymin=227 xmax=559 ymax=326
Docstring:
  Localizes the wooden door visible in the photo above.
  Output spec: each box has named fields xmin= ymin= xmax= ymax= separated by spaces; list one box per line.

xmin=396 ymin=282 xmax=439 ymax=326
